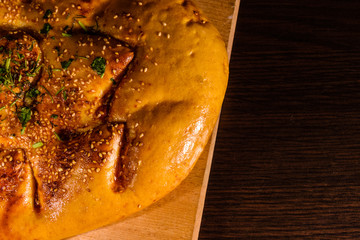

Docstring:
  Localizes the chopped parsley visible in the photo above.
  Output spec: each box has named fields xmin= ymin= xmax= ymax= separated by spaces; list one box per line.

xmin=43 ymin=9 xmax=52 ymax=19
xmin=28 ymin=41 xmax=35 ymax=51
xmin=91 ymin=57 xmax=106 ymax=77
xmin=62 ymin=33 xmax=72 ymax=37
xmin=9 ymin=99 xmax=18 ymax=107
xmin=17 ymin=107 xmax=32 ymax=128
xmin=24 ymin=87 xmax=40 ymax=106
xmin=54 ymin=46 xmax=61 ymax=55
xmin=110 ymin=77 xmax=116 ymax=85
xmin=40 ymin=23 xmax=53 ymax=34
xmin=55 ymin=86 xmax=65 ymax=95
xmin=5 ymin=58 xmax=10 ymax=72
xmin=63 ymin=90 xmax=68 ymax=100
xmin=4 ymin=85 xmax=15 ymax=94
xmin=26 ymin=88 xmax=40 ymax=99
xmin=0 ymin=61 xmax=13 ymax=86
xmin=53 ymin=132 xmax=62 ymax=141
xmin=77 ymin=20 xmax=88 ymax=32
xmin=16 ymin=52 xmax=23 ymax=59
xmin=61 ymin=58 xmax=74 ymax=69
xmin=32 ymin=142 xmax=43 ymax=148
xmin=40 ymin=85 xmax=54 ymax=103
xmin=51 ymin=114 xmax=58 ymax=119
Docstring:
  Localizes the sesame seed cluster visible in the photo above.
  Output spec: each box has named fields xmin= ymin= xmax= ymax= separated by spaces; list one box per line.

xmin=0 ymin=149 xmax=27 ymax=201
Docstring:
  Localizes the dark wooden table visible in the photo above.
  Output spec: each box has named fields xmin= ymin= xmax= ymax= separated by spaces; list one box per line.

xmin=199 ymin=0 xmax=360 ymax=239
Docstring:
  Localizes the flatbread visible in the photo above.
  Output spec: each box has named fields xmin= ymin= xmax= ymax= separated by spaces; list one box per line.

xmin=0 ymin=0 xmax=228 ymax=239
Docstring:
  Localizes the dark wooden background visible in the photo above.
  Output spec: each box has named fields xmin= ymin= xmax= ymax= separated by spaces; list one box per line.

xmin=199 ymin=0 xmax=360 ymax=239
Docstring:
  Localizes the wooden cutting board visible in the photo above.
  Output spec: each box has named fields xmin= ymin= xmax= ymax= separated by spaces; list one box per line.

xmin=71 ymin=1 xmax=240 ymax=239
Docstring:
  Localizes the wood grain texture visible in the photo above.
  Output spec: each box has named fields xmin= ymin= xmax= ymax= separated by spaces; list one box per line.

xmin=70 ymin=0 xmax=238 ymax=239
xmin=200 ymin=0 xmax=360 ymax=239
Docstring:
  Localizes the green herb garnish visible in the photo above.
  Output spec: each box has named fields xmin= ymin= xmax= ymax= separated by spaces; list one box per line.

xmin=40 ymin=23 xmax=53 ymax=34
xmin=63 ymin=90 xmax=67 ymax=100
xmin=43 ymin=9 xmax=52 ymax=19
xmin=51 ymin=114 xmax=58 ymax=119
xmin=91 ymin=57 xmax=106 ymax=77
xmin=9 ymin=99 xmax=18 ymax=107
xmin=24 ymin=87 xmax=40 ymax=106
xmin=16 ymin=52 xmax=24 ymax=59
xmin=28 ymin=41 xmax=35 ymax=51
xmin=32 ymin=142 xmax=43 ymax=148
xmin=62 ymin=33 xmax=72 ymax=37
xmin=28 ymin=88 xmax=40 ymax=98
xmin=17 ymin=106 xmax=32 ymax=128
xmin=53 ymin=132 xmax=62 ymax=141
xmin=40 ymin=85 xmax=54 ymax=103
xmin=4 ymin=85 xmax=15 ymax=94
xmin=61 ymin=59 xmax=73 ymax=69
xmin=54 ymin=46 xmax=61 ymax=55
xmin=77 ymin=20 xmax=87 ymax=32
xmin=5 ymin=58 xmax=11 ymax=72
xmin=55 ymin=86 xmax=65 ymax=96
xmin=110 ymin=77 xmax=116 ymax=85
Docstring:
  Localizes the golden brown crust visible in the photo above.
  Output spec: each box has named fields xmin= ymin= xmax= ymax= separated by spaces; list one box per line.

xmin=0 ymin=0 xmax=228 ymax=239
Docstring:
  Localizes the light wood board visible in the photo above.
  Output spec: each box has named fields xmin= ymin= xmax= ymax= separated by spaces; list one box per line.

xmin=71 ymin=0 xmax=240 ymax=239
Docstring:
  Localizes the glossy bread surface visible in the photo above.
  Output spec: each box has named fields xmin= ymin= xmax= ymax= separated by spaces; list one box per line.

xmin=0 ymin=0 xmax=228 ymax=239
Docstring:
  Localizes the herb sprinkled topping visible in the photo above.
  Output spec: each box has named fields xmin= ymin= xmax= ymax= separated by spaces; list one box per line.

xmin=55 ymin=86 xmax=65 ymax=95
xmin=25 ymin=87 xmax=40 ymax=106
xmin=40 ymin=85 xmax=54 ymax=103
xmin=32 ymin=142 xmax=43 ymax=149
xmin=77 ymin=20 xmax=88 ymax=32
xmin=62 ymin=33 xmax=72 ymax=37
xmin=91 ymin=57 xmax=106 ymax=77
xmin=61 ymin=59 xmax=74 ymax=69
xmin=17 ymin=106 xmax=32 ymax=128
xmin=110 ymin=77 xmax=116 ymax=85
xmin=63 ymin=90 xmax=68 ymax=100
xmin=40 ymin=23 xmax=53 ymax=34
xmin=43 ymin=9 xmax=52 ymax=19
xmin=26 ymin=88 xmax=40 ymax=99
xmin=29 ymin=41 xmax=35 ymax=51
xmin=54 ymin=132 xmax=62 ymax=141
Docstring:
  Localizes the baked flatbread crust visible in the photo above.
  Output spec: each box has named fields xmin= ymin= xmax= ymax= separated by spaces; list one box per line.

xmin=0 ymin=0 xmax=228 ymax=239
